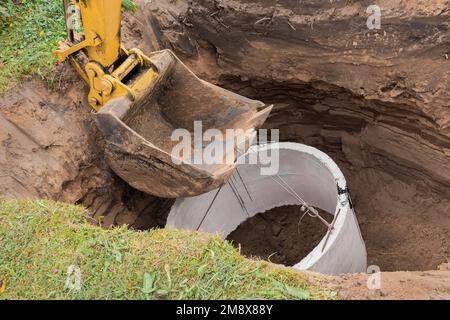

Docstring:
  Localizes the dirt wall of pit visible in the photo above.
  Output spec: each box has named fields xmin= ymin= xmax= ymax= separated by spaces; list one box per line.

xmin=134 ymin=0 xmax=450 ymax=271
xmin=0 ymin=69 xmax=172 ymax=230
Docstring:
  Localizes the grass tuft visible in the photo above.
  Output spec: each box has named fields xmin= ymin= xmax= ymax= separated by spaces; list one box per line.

xmin=0 ymin=0 xmax=66 ymax=94
xmin=0 ymin=199 xmax=333 ymax=300
xmin=0 ymin=0 xmax=138 ymax=94
xmin=122 ymin=0 xmax=138 ymax=12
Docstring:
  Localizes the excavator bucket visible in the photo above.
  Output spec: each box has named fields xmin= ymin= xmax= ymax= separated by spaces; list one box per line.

xmin=53 ymin=1 xmax=271 ymax=198
xmin=94 ymin=50 xmax=272 ymax=198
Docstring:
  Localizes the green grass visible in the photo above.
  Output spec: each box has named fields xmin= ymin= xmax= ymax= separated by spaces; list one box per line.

xmin=0 ymin=200 xmax=333 ymax=300
xmin=0 ymin=0 xmax=66 ymax=93
xmin=122 ymin=0 xmax=138 ymax=12
xmin=0 ymin=0 xmax=137 ymax=94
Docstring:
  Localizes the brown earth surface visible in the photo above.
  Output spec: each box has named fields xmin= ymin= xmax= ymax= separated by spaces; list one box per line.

xmin=226 ymin=205 xmax=331 ymax=266
xmin=0 ymin=67 xmax=173 ymax=230
xmin=136 ymin=0 xmax=450 ymax=272
xmin=0 ymin=0 xmax=449 ymax=299
xmin=308 ymin=262 xmax=450 ymax=300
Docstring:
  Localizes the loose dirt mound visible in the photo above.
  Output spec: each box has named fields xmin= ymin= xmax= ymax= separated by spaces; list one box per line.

xmin=0 ymin=69 xmax=93 ymax=201
xmin=0 ymin=67 xmax=172 ymax=230
xmin=318 ymin=266 xmax=450 ymax=300
xmin=226 ymin=205 xmax=331 ymax=266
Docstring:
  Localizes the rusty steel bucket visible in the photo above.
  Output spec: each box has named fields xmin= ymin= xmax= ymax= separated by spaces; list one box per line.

xmin=94 ymin=49 xmax=272 ymax=198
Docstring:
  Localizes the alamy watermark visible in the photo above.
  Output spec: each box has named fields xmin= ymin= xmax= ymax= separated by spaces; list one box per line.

xmin=65 ymin=264 xmax=81 ymax=291
xmin=65 ymin=3 xmax=83 ymax=33
xmin=366 ymin=265 xmax=382 ymax=290
xmin=366 ymin=5 xmax=382 ymax=30
xmin=171 ymin=121 xmax=280 ymax=175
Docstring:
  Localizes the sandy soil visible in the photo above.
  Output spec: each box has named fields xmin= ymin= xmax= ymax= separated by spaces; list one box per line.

xmin=0 ymin=67 xmax=172 ymax=230
xmin=312 ymin=263 xmax=450 ymax=300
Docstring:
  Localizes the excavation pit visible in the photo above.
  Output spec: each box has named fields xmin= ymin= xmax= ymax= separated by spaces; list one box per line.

xmin=1 ymin=0 xmax=448 ymax=276
xmin=167 ymin=142 xmax=367 ymax=275
xmin=226 ymin=205 xmax=331 ymax=266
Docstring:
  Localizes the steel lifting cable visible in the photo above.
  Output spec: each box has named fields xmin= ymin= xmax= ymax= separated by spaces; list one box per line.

xmin=243 ymin=145 xmax=332 ymax=229
xmin=197 ymin=144 xmax=333 ymax=231
xmin=235 ymin=168 xmax=254 ymax=201
xmin=229 ymin=175 xmax=250 ymax=217
xmin=264 ymin=171 xmax=332 ymax=229
xmin=196 ymin=186 xmax=223 ymax=231
xmin=196 ymin=176 xmax=249 ymax=231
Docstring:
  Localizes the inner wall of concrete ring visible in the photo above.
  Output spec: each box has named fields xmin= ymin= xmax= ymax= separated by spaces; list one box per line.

xmin=167 ymin=142 xmax=367 ymax=275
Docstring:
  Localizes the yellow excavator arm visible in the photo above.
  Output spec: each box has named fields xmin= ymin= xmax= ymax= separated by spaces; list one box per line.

xmin=53 ymin=0 xmax=272 ymax=198
xmin=55 ymin=0 xmax=122 ymax=67
xmin=54 ymin=0 xmax=157 ymax=111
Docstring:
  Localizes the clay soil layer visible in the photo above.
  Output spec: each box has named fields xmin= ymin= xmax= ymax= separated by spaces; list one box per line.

xmin=138 ymin=0 xmax=450 ymax=272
